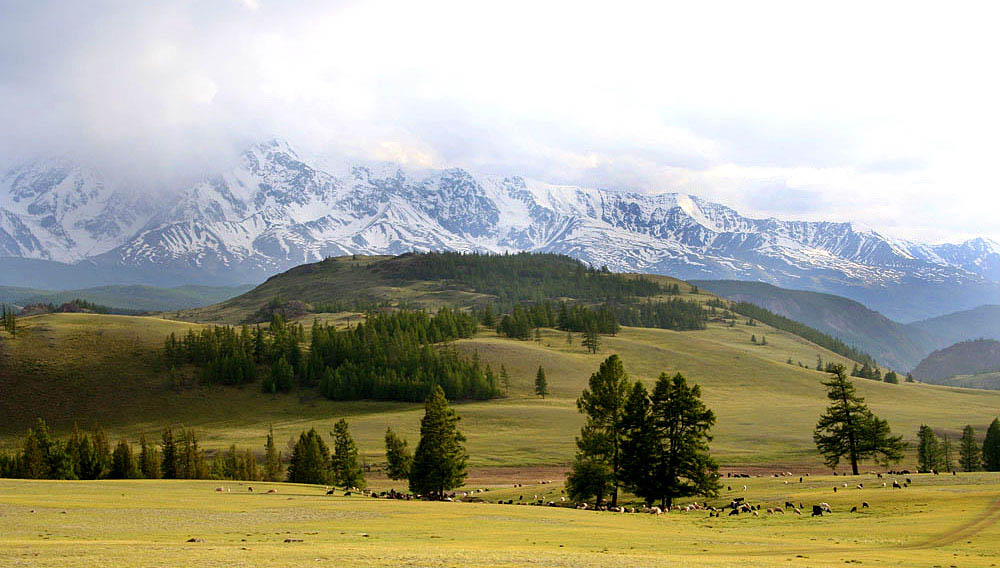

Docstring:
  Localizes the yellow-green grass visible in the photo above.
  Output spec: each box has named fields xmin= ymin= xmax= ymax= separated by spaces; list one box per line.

xmin=2 ymin=473 xmax=1000 ymax=567
xmin=4 ymin=313 xmax=1000 ymax=470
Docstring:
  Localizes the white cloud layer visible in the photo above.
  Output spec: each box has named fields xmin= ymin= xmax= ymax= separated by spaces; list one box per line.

xmin=1 ymin=0 xmax=998 ymax=243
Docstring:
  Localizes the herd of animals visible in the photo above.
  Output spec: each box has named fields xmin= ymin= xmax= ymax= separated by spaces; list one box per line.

xmin=207 ymin=470 xmax=931 ymax=519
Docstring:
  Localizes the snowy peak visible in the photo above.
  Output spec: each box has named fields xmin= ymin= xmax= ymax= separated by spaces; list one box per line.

xmin=4 ymin=140 xmax=1000 ymax=321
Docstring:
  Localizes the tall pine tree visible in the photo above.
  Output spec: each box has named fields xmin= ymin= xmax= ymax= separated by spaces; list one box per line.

xmin=959 ymin=425 xmax=981 ymax=472
xmin=330 ymin=419 xmax=365 ymax=489
xmin=983 ymin=418 xmax=1000 ymax=471
xmin=535 ymin=365 xmax=548 ymax=398
xmin=384 ymin=427 xmax=413 ymax=481
xmin=409 ymin=385 xmax=468 ymax=499
xmin=573 ymin=355 xmax=630 ymax=506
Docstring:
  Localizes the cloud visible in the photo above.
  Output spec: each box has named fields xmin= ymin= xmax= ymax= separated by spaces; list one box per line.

xmin=1 ymin=0 xmax=999 ymax=242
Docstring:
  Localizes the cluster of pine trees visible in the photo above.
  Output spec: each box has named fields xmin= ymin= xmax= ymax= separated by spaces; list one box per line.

xmin=496 ymin=301 xmax=621 ymax=339
xmin=917 ymin=419 xmax=1000 ymax=473
xmin=286 ymin=386 xmax=468 ymax=500
xmin=0 ymin=420 xmax=288 ymax=482
xmin=1 ymin=303 xmax=16 ymax=336
xmin=163 ymin=313 xmax=304 ymax=389
xmin=730 ymin=302 xmax=876 ymax=366
xmin=305 ymin=308 xmax=501 ymax=401
xmin=616 ymin=298 xmax=707 ymax=331
xmin=566 ymin=355 xmax=721 ymax=508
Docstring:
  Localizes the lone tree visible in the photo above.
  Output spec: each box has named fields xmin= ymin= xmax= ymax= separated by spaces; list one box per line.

xmin=959 ymin=425 xmax=981 ymax=472
xmin=916 ymin=425 xmax=942 ymax=473
xmin=410 ymin=385 xmax=468 ymax=499
xmin=572 ymin=354 xmax=631 ymax=506
xmin=331 ymin=419 xmax=365 ymax=489
xmin=983 ymin=418 xmax=1000 ymax=471
xmin=622 ymin=372 xmax=721 ymax=508
xmin=287 ymin=428 xmax=332 ymax=485
xmin=384 ymin=427 xmax=413 ymax=481
xmin=535 ymin=365 xmax=549 ymax=398
xmin=814 ymin=365 xmax=905 ymax=475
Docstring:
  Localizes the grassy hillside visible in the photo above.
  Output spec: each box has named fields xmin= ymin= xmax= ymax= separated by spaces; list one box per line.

xmin=3 ymin=472 xmax=1000 ymax=567
xmin=0 ymin=284 xmax=251 ymax=312
xmin=693 ymin=280 xmax=933 ymax=370
xmin=4 ymin=311 xmax=1000 ymax=470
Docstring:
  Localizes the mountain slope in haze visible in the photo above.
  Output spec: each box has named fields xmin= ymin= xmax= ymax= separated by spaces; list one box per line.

xmin=911 ymin=339 xmax=1000 ymax=384
xmin=5 ymin=139 xmax=1000 ymax=320
xmin=696 ymin=280 xmax=1000 ymax=373
xmin=693 ymin=280 xmax=935 ymax=370
xmin=0 ymin=284 xmax=250 ymax=312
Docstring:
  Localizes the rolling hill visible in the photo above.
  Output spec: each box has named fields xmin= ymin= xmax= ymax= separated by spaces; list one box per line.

xmin=4 ymin=254 xmax=1000 ymax=471
xmin=695 ymin=280 xmax=1000 ymax=373
xmin=911 ymin=339 xmax=1000 ymax=384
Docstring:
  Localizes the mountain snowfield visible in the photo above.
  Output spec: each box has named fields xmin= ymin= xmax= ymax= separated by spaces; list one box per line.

xmin=3 ymin=138 xmax=1000 ymax=320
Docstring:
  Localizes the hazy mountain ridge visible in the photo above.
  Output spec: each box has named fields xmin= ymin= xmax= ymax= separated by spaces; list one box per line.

xmin=3 ymin=139 xmax=1000 ymax=320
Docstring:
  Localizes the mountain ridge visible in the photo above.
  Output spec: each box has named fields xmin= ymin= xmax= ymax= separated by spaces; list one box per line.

xmin=4 ymin=138 xmax=1000 ymax=320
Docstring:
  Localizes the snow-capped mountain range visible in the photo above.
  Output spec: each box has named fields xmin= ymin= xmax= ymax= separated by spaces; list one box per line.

xmin=3 ymin=138 xmax=1000 ymax=321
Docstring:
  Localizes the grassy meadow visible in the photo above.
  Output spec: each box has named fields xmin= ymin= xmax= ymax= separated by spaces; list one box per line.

xmin=3 ymin=312 xmax=1000 ymax=471
xmin=2 ymin=472 xmax=1000 ymax=567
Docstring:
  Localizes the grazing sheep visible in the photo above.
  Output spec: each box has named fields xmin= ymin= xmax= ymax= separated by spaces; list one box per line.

xmin=266 ymin=489 xmax=277 ymax=494
xmin=650 ymin=507 xmax=663 ymax=515
xmin=819 ymin=502 xmax=832 ymax=513
xmin=834 ymin=487 xmax=838 ymax=493
xmin=215 ymin=487 xmax=225 ymax=492
xmin=811 ymin=505 xmax=824 ymax=517
xmin=793 ymin=508 xmax=802 ymax=515
xmin=892 ymin=480 xmax=902 ymax=489
xmin=766 ymin=508 xmax=773 ymax=514
xmin=774 ymin=507 xmax=784 ymax=514
xmin=248 ymin=487 xmax=253 ymax=492
xmin=326 ymin=489 xmax=335 ymax=495
xmin=906 ymin=478 xmax=912 ymax=484
xmin=850 ymin=506 xmax=858 ymax=513
xmin=856 ymin=484 xmax=863 ymax=489
xmin=752 ymin=510 xmax=759 ymax=517
xmin=785 ymin=501 xmax=795 ymax=509
xmin=729 ymin=509 xmax=739 ymax=516
xmin=862 ymin=501 xmax=869 ymax=508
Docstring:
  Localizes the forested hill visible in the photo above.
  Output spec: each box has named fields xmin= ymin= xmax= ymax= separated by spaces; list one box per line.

xmin=912 ymin=339 xmax=1000 ymax=383
xmin=174 ymin=252 xmax=876 ymax=368
xmin=178 ymin=252 xmax=693 ymax=323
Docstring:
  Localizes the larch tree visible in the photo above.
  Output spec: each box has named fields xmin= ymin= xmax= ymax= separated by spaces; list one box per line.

xmin=813 ymin=365 xmax=905 ymax=475
xmin=983 ymin=418 xmax=1000 ymax=471
xmin=573 ymin=355 xmax=631 ymax=506
xmin=959 ymin=425 xmax=981 ymax=472
xmin=535 ymin=365 xmax=549 ymax=398
xmin=409 ymin=385 xmax=468 ymax=499
xmin=916 ymin=425 xmax=942 ymax=473
xmin=384 ymin=427 xmax=413 ymax=481
xmin=263 ymin=426 xmax=284 ymax=482
xmin=331 ymin=419 xmax=365 ymax=489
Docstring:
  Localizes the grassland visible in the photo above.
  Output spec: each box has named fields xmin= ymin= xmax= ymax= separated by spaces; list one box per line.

xmin=4 ymin=311 xmax=1000 ymax=471
xmin=2 ymin=472 xmax=1000 ymax=567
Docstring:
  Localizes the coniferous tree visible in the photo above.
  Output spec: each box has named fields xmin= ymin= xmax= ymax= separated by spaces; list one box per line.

xmin=959 ymin=425 xmax=981 ymax=472
xmin=287 ymin=428 xmax=332 ymax=485
xmin=138 ymin=431 xmax=161 ymax=479
xmin=91 ymin=424 xmax=112 ymax=479
xmin=409 ymin=385 xmax=468 ymax=499
xmin=573 ymin=355 xmax=630 ymax=506
xmin=110 ymin=439 xmax=139 ymax=479
xmin=566 ymin=456 xmax=613 ymax=505
xmin=622 ymin=373 xmax=720 ymax=508
xmin=983 ymin=418 xmax=1000 ymax=471
xmin=814 ymin=365 xmax=905 ymax=474
xmin=941 ymin=434 xmax=954 ymax=472
xmin=582 ymin=321 xmax=600 ymax=354
xmin=331 ymin=419 xmax=365 ymax=489
xmin=263 ymin=426 xmax=284 ymax=482
xmin=535 ymin=365 xmax=548 ymax=398
xmin=499 ymin=364 xmax=511 ymax=397
xmin=917 ymin=425 xmax=942 ymax=473
xmin=160 ymin=426 xmax=179 ymax=479
xmin=384 ymin=427 xmax=413 ymax=481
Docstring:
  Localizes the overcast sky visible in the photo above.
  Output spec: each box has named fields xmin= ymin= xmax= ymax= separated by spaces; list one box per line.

xmin=2 ymin=0 xmax=998 ymax=243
